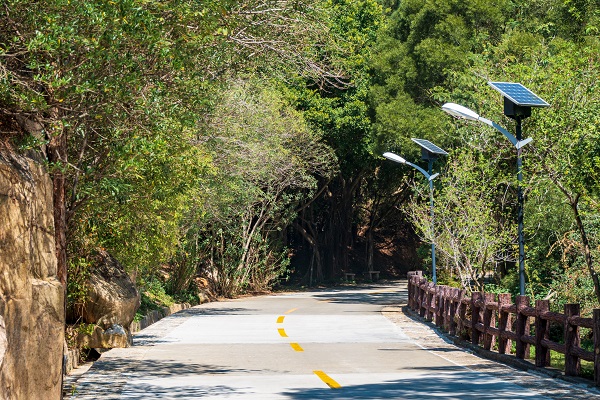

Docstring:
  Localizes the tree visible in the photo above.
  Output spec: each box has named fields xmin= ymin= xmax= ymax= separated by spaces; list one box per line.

xmin=190 ymin=78 xmax=336 ymax=296
xmin=1 ymin=0 xmax=345 ymax=296
xmin=286 ymin=0 xmax=385 ymax=281
xmin=407 ymin=149 xmax=513 ymax=291
xmin=522 ymin=40 xmax=600 ymax=302
xmin=435 ymin=7 xmax=600 ymax=302
xmin=363 ymin=2 xmax=512 ymax=279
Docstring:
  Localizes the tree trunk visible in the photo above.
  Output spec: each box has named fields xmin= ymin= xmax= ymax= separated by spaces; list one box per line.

xmin=46 ymin=108 xmax=68 ymax=288
xmin=294 ymin=221 xmax=323 ymax=284
xmin=324 ymin=173 xmax=362 ymax=279
xmin=570 ymin=196 xmax=600 ymax=303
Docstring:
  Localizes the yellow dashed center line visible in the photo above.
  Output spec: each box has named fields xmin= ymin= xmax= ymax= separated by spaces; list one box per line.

xmin=313 ymin=370 xmax=341 ymax=389
xmin=278 ymin=310 xmax=338 ymax=389
xmin=290 ymin=343 xmax=304 ymax=352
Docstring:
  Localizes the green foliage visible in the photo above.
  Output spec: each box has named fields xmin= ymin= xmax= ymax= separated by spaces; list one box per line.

xmin=2 ymin=0 xmax=355 ymax=304
xmin=76 ymin=323 xmax=96 ymax=337
xmin=66 ymin=257 xmax=92 ymax=312
xmin=135 ymin=278 xmax=175 ymax=322
xmin=188 ymin=78 xmax=336 ymax=296
xmin=470 ymin=35 xmax=600 ymax=303
xmin=372 ymin=0 xmax=600 ymax=309
xmin=407 ymin=148 xmax=514 ymax=292
xmin=4 ymin=0 xmax=600 ymax=312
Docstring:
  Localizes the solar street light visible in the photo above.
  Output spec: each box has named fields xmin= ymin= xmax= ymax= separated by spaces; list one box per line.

xmin=441 ymin=103 xmax=532 ymax=149
xmin=442 ymin=82 xmax=549 ymax=295
xmin=384 ymin=139 xmax=447 ymax=284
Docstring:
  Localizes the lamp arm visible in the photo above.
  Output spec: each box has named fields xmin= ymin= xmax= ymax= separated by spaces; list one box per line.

xmin=405 ymin=161 xmax=432 ymax=180
xmin=478 ymin=117 xmax=518 ymax=146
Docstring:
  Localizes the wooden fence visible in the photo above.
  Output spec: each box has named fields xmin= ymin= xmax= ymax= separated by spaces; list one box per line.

xmin=407 ymin=275 xmax=600 ymax=385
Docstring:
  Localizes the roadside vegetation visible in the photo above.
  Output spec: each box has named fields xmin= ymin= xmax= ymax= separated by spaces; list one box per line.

xmin=1 ymin=0 xmax=600 ymax=327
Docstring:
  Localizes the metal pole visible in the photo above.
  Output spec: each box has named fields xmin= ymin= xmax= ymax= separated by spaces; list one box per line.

xmin=428 ymin=159 xmax=436 ymax=284
xmin=516 ymin=118 xmax=525 ymax=295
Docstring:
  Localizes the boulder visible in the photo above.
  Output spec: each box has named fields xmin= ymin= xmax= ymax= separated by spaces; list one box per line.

xmin=0 ymin=150 xmax=64 ymax=399
xmin=77 ymin=324 xmax=131 ymax=349
xmin=82 ymin=251 xmax=140 ymax=332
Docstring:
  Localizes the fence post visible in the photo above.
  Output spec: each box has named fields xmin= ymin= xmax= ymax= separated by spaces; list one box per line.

xmin=411 ymin=276 xmax=418 ymax=310
xmin=435 ymin=285 xmax=442 ymax=327
xmin=419 ymin=279 xmax=426 ymax=317
xmin=471 ymin=292 xmax=483 ymax=346
xmin=565 ymin=303 xmax=581 ymax=376
xmin=593 ymin=309 xmax=600 ymax=387
xmin=443 ymin=287 xmax=452 ymax=331
xmin=449 ymin=288 xmax=458 ymax=335
xmin=436 ymin=286 xmax=445 ymax=328
xmin=412 ymin=276 xmax=418 ymax=310
xmin=482 ymin=293 xmax=496 ymax=351
xmin=410 ymin=275 xmax=417 ymax=310
xmin=407 ymin=276 xmax=413 ymax=309
xmin=426 ymin=282 xmax=435 ymax=321
xmin=515 ymin=295 xmax=530 ymax=359
xmin=497 ymin=293 xmax=512 ymax=354
xmin=408 ymin=272 xmax=423 ymax=310
xmin=535 ymin=299 xmax=550 ymax=367
xmin=458 ymin=289 xmax=468 ymax=340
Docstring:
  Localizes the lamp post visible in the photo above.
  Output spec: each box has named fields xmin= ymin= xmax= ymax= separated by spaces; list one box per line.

xmin=383 ymin=151 xmax=441 ymax=283
xmin=442 ymin=82 xmax=548 ymax=295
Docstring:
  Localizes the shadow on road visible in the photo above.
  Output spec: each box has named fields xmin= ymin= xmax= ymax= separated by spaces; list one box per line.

xmin=93 ymin=358 xmax=269 ymax=376
xmin=281 ymin=369 xmax=547 ymax=399
xmin=170 ymin=307 xmax=257 ymax=317
xmin=89 ymin=366 xmax=547 ymax=399
xmin=116 ymin=383 xmax=242 ymax=399
xmin=312 ymin=287 xmax=408 ymax=306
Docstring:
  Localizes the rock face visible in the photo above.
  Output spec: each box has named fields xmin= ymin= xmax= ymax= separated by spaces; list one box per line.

xmin=0 ymin=150 xmax=64 ymax=400
xmin=81 ymin=250 xmax=140 ymax=347
xmin=0 ymin=316 xmax=6 ymax=368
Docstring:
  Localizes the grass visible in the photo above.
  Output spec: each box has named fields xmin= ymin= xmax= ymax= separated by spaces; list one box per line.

xmin=134 ymin=280 xmax=176 ymax=322
xmin=549 ymin=350 xmax=594 ymax=379
xmin=525 ymin=347 xmax=594 ymax=380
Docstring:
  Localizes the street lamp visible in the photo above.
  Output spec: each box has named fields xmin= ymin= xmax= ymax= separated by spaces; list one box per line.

xmin=384 ymin=140 xmax=446 ymax=284
xmin=442 ymin=82 xmax=549 ymax=295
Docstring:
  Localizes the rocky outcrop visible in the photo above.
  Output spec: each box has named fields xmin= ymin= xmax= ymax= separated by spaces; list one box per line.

xmin=77 ymin=323 xmax=131 ymax=349
xmin=0 ymin=150 xmax=64 ymax=400
xmin=79 ymin=250 xmax=140 ymax=347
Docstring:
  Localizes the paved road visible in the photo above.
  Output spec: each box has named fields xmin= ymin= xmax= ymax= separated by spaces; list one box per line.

xmin=68 ymin=282 xmax=600 ymax=399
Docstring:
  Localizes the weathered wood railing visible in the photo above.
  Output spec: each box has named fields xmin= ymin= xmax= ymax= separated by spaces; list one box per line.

xmin=407 ymin=275 xmax=600 ymax=385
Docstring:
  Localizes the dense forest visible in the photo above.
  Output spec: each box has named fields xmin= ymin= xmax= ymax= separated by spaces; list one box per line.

xmin=1 ymin=0 xmax=600 ymax=325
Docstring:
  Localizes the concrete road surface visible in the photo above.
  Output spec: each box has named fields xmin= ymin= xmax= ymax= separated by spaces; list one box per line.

xmin=68 ymin=281 xmax=600 ymax=399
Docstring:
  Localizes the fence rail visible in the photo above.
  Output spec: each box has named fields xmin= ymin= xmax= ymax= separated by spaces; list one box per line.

xmin=407 ymin=275 xmax=600 ymax=385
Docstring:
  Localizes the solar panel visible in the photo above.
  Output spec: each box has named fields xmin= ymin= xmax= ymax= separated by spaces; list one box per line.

xmin=411 ymin=138 xmax=448 ymax=156
xmin=488 ymin=82 xmax=550 ymax=107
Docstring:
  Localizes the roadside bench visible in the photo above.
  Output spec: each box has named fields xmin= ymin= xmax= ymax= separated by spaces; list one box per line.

xmin=366 ymin=270 xmax=380 ymax=281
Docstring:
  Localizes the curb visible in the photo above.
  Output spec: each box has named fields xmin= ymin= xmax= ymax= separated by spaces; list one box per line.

xmin=64 ymin=301 xmax=195 ymax=376
xmin=63 ymin=348 xmax=80 ymax=375
xmin=130 ymin=302 xmax=192 ymax=334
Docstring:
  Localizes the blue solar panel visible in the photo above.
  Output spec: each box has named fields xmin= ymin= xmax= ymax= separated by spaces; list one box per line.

xmin=411 ymin=138 xmax=448 ymax=155
xmin=488 ymin=82 xmax=550 ymax=107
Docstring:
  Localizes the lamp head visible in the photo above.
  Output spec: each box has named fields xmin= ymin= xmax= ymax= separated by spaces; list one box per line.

xmin=383 ymin=152 xmax=407 ymax=164
xmin=441 ymin=103 xmax=480 ymax=121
